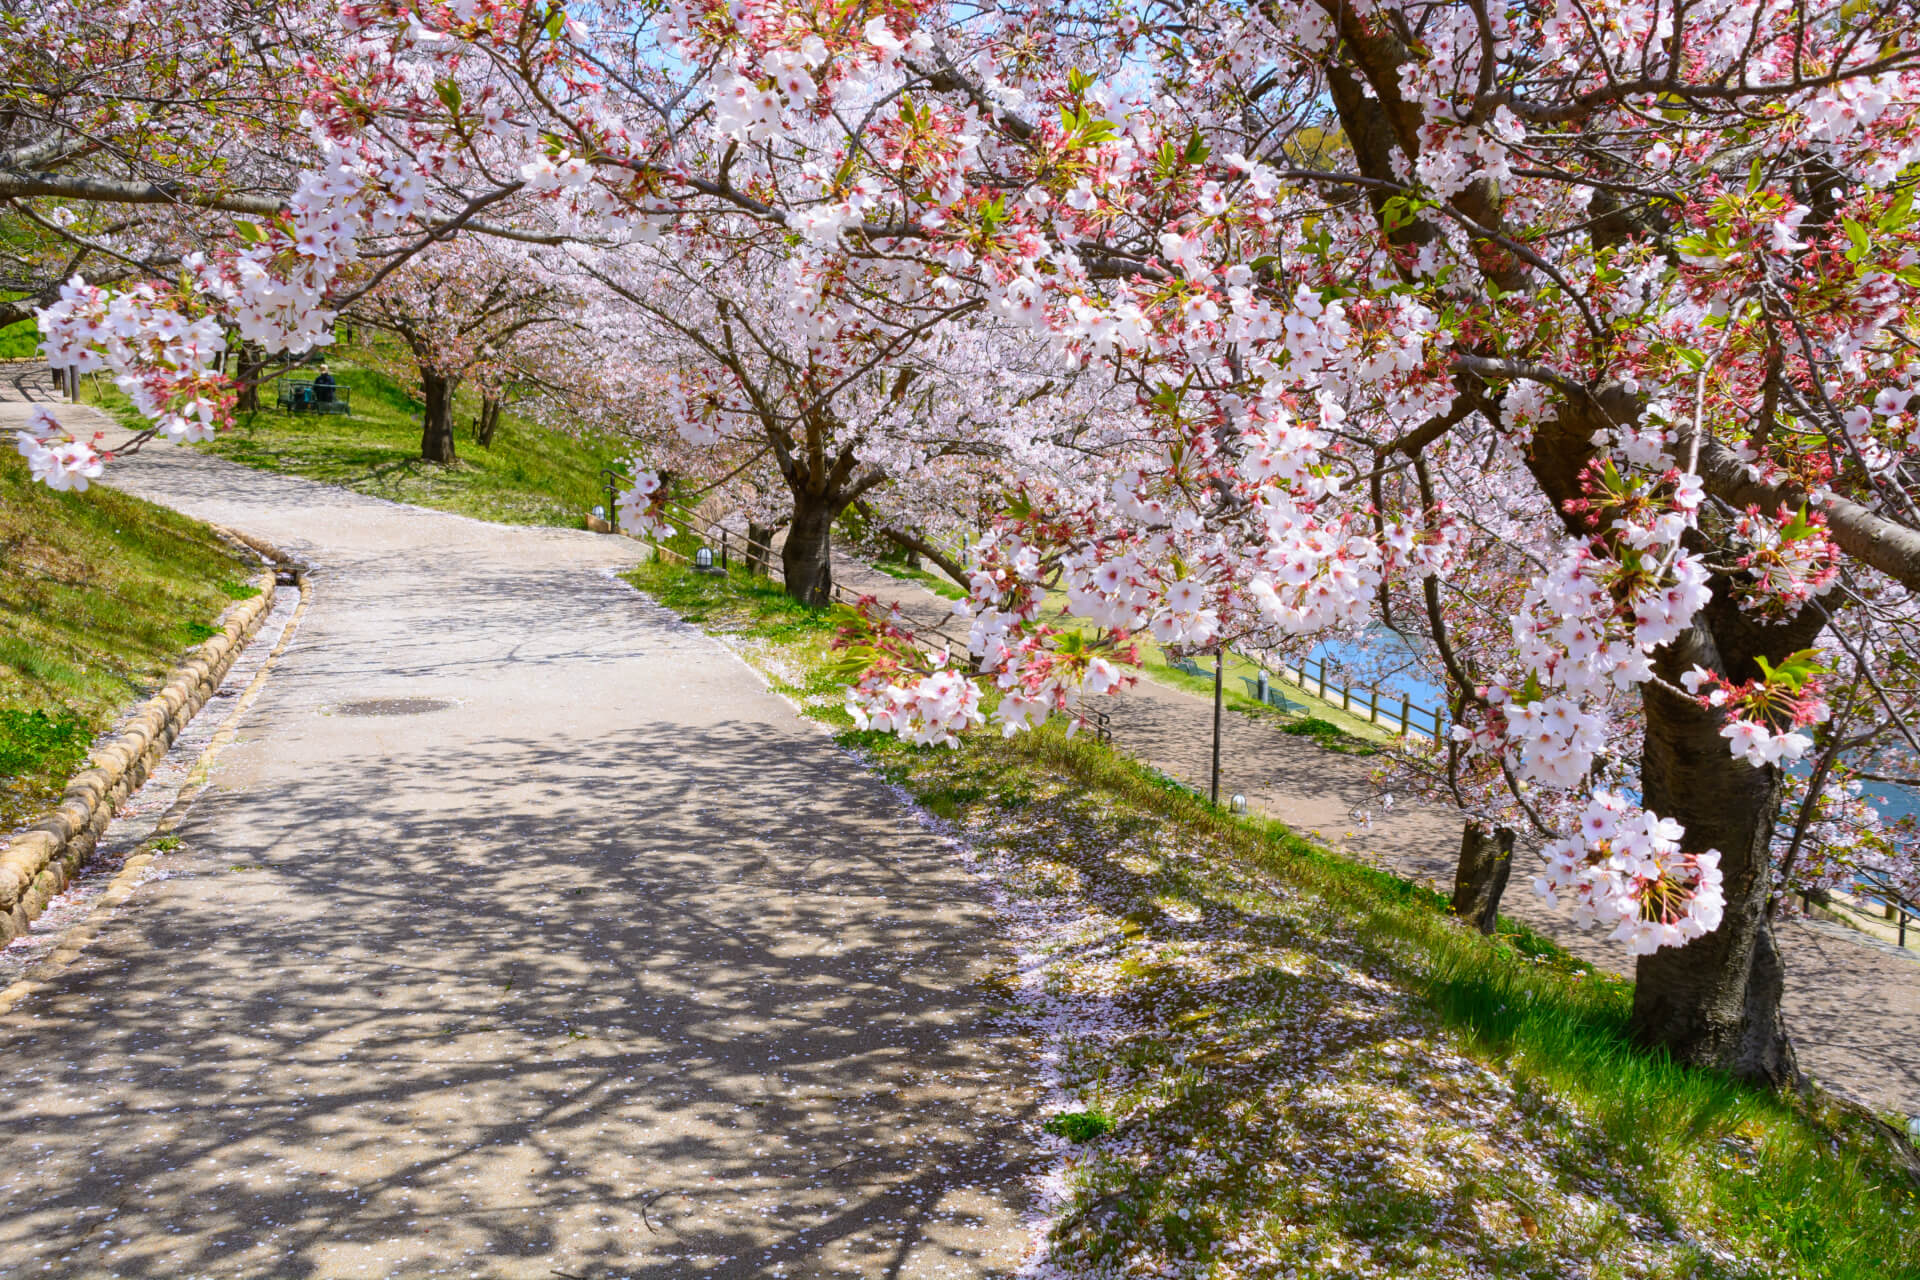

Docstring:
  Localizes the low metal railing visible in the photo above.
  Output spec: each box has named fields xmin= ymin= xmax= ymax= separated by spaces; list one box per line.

xmin=1171 ymin=652 xmax=1445 ymax=745
xmin=1854 ymin=868 xmax=1920 ymax=949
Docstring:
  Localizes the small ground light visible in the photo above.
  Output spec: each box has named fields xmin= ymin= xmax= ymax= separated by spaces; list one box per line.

xmin=693 ymin=546 xmax=724 ymax=575
xmin=592 ymin=505 xmax=605 ymax=519
xmin=1230 ymin=793 xmax=1247 ymax=814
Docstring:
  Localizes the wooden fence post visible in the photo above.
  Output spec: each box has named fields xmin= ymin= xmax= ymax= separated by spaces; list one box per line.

xmin=1398 ymin=694 xmax=1410 ymax=736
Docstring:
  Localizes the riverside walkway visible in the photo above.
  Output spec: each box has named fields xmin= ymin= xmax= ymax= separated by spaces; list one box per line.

xmin=0 ymin=402 xmax=1029 ymax=1278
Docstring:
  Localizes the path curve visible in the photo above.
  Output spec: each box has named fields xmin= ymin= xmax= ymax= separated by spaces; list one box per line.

xmin=0 ymin=418 xmax=1029 ymax=1278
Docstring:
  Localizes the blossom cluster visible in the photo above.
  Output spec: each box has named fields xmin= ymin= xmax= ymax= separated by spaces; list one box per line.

xmin=845 ymin=664 xmax=985 ymax=747
xmin=1536 ymin=793 xmax=1727 ymax=955
xmin=14 ymin=407 xmax=103 ymax=492
xmin=614 ymin=467 xmax=672 ymax=540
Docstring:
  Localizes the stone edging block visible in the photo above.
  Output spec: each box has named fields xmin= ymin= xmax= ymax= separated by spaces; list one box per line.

xmin=0 ymin=561 xmax=280 ymax=945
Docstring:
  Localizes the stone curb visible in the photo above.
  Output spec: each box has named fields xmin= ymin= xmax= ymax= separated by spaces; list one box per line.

xmin=0 ymin=556 xmax=282 ymax=946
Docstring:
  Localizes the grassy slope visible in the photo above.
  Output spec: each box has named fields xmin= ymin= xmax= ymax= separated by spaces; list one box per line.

xmin=0 ymin=321 xmax=37 ymax=360
xmin=0 ymin=452 xmax=256 ymax=828
xmin=82 ymin=358 xmax=624 ymax=528
xmin=627 ymin=553 xmax=1920 ymax=1280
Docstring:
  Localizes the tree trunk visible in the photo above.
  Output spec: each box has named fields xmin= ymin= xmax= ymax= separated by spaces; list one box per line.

xmin=1629 ymin=675 xmax=1800 ymax=1087
xmin=1452 ymin=821 xmax=1514 ymax=935
xmin=234 ymin=342 xmax=265 ymax=413
xmin=746 ymin=521 xmax=776 ymax=577
xmin=1520 ymin=389 xmax=1806 ymax=1088
xmin=420 ymin=371 xmax=458 ymax=465
xmin=781 ymin=496 xmax=835 ymax=606
xmin=473 ymin=394 xmax=502 ymax=448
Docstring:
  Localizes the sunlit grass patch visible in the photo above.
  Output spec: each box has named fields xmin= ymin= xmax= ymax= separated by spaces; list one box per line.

xmin=625 ymin=551 xmax=836 ymax=643
xmin=81 ymin=359 xmax=625 ymax=528
xmin=869 ymin=554 xmax=968 ymax=599
xmin=0 ymin=451 xmax=254 ymax=828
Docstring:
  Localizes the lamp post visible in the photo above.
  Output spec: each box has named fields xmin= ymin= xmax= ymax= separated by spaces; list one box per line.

xmin=598 ymin=467 xmax=623 ymax=533
xmin=1211 ymin=648 xmax=1224 ymax=806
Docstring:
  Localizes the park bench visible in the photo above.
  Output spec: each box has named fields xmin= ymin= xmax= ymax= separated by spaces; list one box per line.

xmin=275 ymin=378 xmax=352 ymax=416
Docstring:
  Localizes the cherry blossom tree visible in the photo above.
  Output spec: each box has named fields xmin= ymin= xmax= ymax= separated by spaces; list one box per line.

xmin=346 ymin=240 xmax=562 ymax=463
xmin=17 ymin=0 xmax=1920 ymax=1087
xmin=557 ymin=235 xmax=1094 ymax=606
xmin=898 ymin=0 xmax=1920 ymax=1085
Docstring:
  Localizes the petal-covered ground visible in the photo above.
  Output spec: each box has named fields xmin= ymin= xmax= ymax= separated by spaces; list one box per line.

xmin=701 ymin=569 xmax=1920 ymax=1280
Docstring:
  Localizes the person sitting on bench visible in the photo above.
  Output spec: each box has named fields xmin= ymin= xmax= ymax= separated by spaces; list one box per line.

xmin=312 ymin=362 xmax=336 ymax=404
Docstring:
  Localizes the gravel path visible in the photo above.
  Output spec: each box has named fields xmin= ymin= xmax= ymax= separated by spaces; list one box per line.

xmin=0 ymin=415 xmax=1030 ymax=1278
xmin=831 ymin=559 xmax=1920 ymax=1121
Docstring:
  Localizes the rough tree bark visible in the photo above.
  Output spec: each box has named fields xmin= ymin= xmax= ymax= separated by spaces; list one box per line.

xmin=1532 ymin=389 xmax=1809 ymax=1086
xmin=473 ymin=394 xmax=502 ymax=448
xmin=420 ymin=370 xmax=458 ymax=465
xmin=745 ymin=520 xmax=777 ymax=577
xmin=1452 ymin=821 xmax=1515 ymax=935
xmin=1630 ymin=640 xmax=1802 ymax=1087
xmin=233 ymin=341 xmax=265 ymax=413
xmin=781 ymin=495 xmax=835 ymax=607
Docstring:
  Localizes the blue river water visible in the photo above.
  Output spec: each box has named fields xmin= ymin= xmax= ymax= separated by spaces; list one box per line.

xmin=1296 ymin=629 xmax=1918 ymax=824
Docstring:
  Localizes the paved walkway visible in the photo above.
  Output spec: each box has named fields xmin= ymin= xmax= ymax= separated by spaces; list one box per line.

xmin=834 ymin=559 xmax=1920 ymax=1119
xmin=0 ymin=410 xmax=1029 ymax=1278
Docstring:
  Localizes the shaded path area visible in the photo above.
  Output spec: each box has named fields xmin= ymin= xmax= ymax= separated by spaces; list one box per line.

xmin=0 ymin=416 xmax=1029 ymax=1278
xmin=831 ymin=557 xmax=1920 ymax=1120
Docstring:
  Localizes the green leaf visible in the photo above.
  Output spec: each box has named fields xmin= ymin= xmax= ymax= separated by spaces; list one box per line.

xmin=1755 ymin=647 xmax=1831 ymax=691
xmin=1067 ymin=68 xmax=1093 ymax=96
xmin=435 ymin=78 xmax=462 ymax=115
xmin=1183 ymin=129 xmax=1210 ymax=167
xmin=1778 ymin=503 xmax=1816 ymax=541
xmin=1844 ymin=218 xmax=1871 ymax=264
xmin=1881 ymin=186 xmax=1914 ymax=231
xmin=234 ymin=219 xmax=268 ymax=244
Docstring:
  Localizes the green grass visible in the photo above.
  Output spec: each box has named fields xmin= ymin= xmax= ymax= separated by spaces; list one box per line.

xmin=82 ymin=357 xmax=627 ymax=528
xmin=629 ymin=542 xmax=837 ymax=642
xmin=0 ymin=451 xmax=255 ymax=828
xmin=1043 ymin=1109 xmax=1118 ymax=1143
xmin=1143 ymin=644 xmax=1400 ymax=749
xmin=869 ymin=555 xmax=968 ymax=599
xmin=986 ymin=727 xmax=1920 ymax=1278
xmin=0 ymin=319 xmax=39 ymax=360
xmin=628 ymin=559 xmax=1920 ymax=1280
